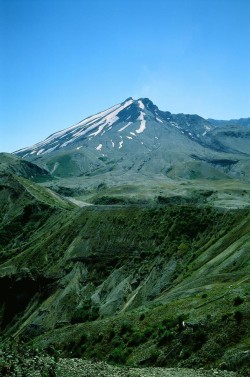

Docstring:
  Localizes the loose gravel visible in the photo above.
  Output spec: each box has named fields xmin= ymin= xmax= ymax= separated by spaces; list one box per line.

xmin=56 ymin=359 xmax=236 ymax=377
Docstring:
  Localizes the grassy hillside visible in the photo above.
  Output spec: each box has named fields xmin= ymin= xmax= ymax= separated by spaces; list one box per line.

xmin=0 ymin=152 xmax=51 ymax=182
xmin=0 ymin=185 xmax=249 ymax=374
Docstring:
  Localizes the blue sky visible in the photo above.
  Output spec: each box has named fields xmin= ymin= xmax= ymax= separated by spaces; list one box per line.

xmin=1 ymin=0 xmax=250 ymax=152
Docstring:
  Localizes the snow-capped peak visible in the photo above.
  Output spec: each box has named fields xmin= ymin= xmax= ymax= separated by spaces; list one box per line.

xmin=14 ymin=97 xmax=214 ymax=158
xmin=138 ymin=100 xmax=145 ymax=110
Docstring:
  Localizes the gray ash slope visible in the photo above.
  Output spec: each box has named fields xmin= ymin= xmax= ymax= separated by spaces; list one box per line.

xmin=15 ymin=98 xmax=250 ymax=181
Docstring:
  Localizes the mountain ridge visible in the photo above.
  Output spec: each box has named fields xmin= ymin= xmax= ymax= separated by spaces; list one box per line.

xmin=208 ymin=117 xmax=250 ymax=128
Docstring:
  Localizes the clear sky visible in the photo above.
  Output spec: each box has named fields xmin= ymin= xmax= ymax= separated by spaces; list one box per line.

xmin=1 ymin=0 xmax=250 ymax=152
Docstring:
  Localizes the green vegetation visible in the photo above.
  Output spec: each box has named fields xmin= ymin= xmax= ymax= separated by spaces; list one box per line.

xmin=0 ymin=158 xmax=249 ymax=376
xmin=0 ymin=341 xmax=57 ymax=377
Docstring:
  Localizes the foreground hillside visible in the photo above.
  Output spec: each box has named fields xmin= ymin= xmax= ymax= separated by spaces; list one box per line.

xmin=0 ymin=158 xmax=249 ymax=375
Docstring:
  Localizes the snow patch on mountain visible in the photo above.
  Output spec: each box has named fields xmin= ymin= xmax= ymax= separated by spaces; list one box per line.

xmin=118 ymin=122 xmax=132 ymax=132
xmin=138 ymin=100 xmax=145 ymax=110
xmin=89 ymin=99 xmax=134 ymax=137
xmin=43 ymin=145 xmax=59 ymax=154
xmin=202 ymin=125 xmax=212 ymax=136
xmin=156 ymin=117 xmax=163 ymax=123
xmin=136 ymin=112 xmax=146 ymax=133
xmin=76 ymin=103 xmax=120 ymax=128
xmin=96 ymin=144 xmax=102 ymax=151
xmin=89 ymin=119 xmax=108 ymax=137
xmin=37 ymin=149 xmax=45 ymax=155
xmin=50 ymin=162 xmax=59 ymax=174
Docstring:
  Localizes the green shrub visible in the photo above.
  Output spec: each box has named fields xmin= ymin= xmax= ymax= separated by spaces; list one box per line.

xmin=233 ymin=296 xmax=244 ymax=306
xmin=120 ymin=321 xmax=133 ymax=335
xmin=139 ymin=313 xmax=146 ymax=321
xmin=192 ymin=330 xmax=207 ymax=351
xmin=127 ymin=331 xmax=148 ymax=346
xmin=234 ymin=310 xmax=243 ymax=323
xmin=111 ymin=337 xmax=123 ymax=347
xmin=142 ymin=326 xmax=155 ymax=338
xmin=162 ymin=318 xmax=178 ymax=329
xmin=223 ymin=350 xmax=250 ymax=373
xmin=221 ymin=314 xmax=229 ymax=321
xmin=108 ymin=329 xmax=116 ymax=340
xmin=141 ymin=349 xmax=160 ymax=365
xmin=157 ymin=330 xmax=174 ymax=346
xmin=109 ymin=346 xmax=128 ymax=364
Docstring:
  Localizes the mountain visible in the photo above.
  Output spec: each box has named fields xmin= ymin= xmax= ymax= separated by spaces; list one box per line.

xmin=14 ymin=98 xmax=250 ymax=182
xmin=15 ymin=97 xmax=215 ymax=158
xmin=208 ymin=117 xmax=250 ymax=128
